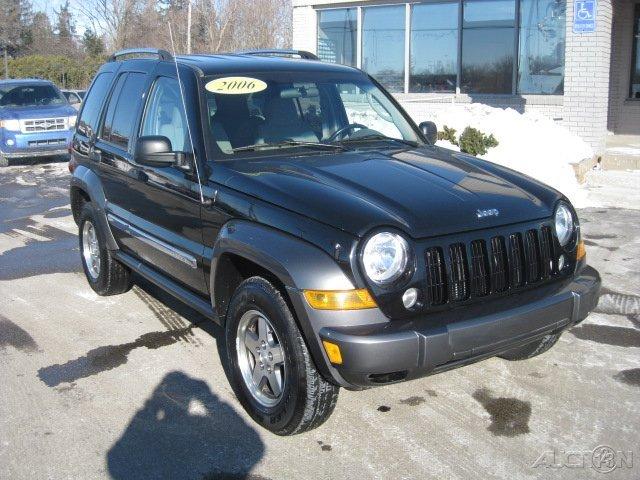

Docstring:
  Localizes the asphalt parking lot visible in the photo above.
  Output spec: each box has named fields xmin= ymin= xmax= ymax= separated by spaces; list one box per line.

xmin=1 ymin=160 xmax=638 ymax=480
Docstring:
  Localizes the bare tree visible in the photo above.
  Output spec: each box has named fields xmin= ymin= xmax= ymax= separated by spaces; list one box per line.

xmin=72 ymin=0 xmax=291 ymax=54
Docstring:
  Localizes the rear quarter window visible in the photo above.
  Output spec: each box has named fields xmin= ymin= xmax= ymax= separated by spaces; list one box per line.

xmin=77 ymin=73 xmax=114 ymax=137
xmin=101 ymin=72 xmax=147 ymax=149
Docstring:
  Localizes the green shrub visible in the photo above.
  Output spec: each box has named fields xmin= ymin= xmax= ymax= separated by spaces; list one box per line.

xmin=7 ymin=55 xmax=105 ymax=89
xmin=458 ymin=127 xmax=499 ymax=156
xmin=437 ymin=125 xmax=458 ymax=145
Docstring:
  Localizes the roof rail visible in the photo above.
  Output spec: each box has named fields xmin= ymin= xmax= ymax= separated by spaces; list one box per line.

xmin=109 ymin=48 xmax=173 ymax=62
xmin=239 ymin=49 xmax=319 ymax=61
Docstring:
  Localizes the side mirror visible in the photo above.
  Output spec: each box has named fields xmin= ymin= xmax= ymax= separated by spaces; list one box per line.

xmin=135 ymin=135 xmax=187 ymax=168
xmin=419 ymin=121 xmax=438 ymax=145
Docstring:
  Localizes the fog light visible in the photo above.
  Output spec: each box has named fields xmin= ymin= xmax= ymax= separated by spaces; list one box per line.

xmin=558 ymin=254 xmax=566 ymax=271
xmin=402 ymin=288 xmax=419 ymax=309
xmin=6 ymin=139 xmax=14 ymax=146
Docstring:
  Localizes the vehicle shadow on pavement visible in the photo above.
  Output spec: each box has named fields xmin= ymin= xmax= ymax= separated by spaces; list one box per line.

xmin=106 ymin=370 xmax=265 ymax=480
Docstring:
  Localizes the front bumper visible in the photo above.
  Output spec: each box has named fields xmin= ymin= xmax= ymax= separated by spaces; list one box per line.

xmin=307 ymin=266 xmax=600 ymax=388
xmin=1 ymin=129 xmax=72 ymax=158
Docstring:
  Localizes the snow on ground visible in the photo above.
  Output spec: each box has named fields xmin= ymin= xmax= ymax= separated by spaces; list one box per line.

xmin=582 ymin=169 xmax=640 ymax=210
xmin=403 ymin=103 xmax=593 ymax=207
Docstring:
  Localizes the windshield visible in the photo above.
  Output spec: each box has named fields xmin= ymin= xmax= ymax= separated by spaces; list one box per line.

xmin=203 ymin=71 xmax=423 ymax=158
xmin=0 ymin=84 xmax=67 ymax=108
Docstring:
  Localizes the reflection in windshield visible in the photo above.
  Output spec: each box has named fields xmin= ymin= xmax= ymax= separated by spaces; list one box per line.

xmin=204 ymin=73 xmax=422 ymax=157
xmin=0 ymin=84 xmax=67 ymax=107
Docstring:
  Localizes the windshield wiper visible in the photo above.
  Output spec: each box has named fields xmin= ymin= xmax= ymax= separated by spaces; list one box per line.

xmin=341 ymin=134 xmax=418 ymax=147
xmin=232 ymin=140 xmax=347 ymax=153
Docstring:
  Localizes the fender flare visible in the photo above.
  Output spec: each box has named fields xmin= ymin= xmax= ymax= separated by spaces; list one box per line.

xmin=209 ymin=220 xmax=359 ymax=385
xmin=70 ymin=164 xmax=119 ymax=250
xmin=210 ymin=220 xmax=354 ymax=298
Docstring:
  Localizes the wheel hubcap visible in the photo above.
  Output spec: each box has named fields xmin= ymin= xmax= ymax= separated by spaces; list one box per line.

xmin=82 ymin=221 xmax=101 ymax=280
xmin=236 ymin=310 xmax=286 ymax=407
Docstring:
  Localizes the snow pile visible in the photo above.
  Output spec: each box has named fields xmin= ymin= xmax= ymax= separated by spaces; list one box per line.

xmin=402 ymin=103 xmax=593 ymax=207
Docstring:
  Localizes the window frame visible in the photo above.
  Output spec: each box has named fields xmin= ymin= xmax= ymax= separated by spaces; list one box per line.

xmin=630 ymin=3 xmax=640 ymax=100
xmin=315 ymin=0 xmax=566 ymax=96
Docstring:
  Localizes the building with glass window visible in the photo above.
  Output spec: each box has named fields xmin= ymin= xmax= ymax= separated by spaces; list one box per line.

xmin=293 ymin=0 xmax=640 ymax=154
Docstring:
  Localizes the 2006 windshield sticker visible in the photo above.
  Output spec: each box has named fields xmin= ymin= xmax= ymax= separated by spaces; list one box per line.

xmin=205 ymin=77 xmax=267 ymax=95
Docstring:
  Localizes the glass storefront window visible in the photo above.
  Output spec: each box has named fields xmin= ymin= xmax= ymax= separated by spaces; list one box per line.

xmin=518 ymin=0 xmax=566 ymax=94
xmin=362 ymin=5 xmax=406 ymax=93
xmin=410 ymin=1 xmax=459 ymax=93
xmin=316 ymin=0 xmax=568 ymax=96
xmin=631 ymin=4 xmax=640 ymax=99
xmin=317 ymin=8 xmax=357 ymax=66
xmin=461 ymin=0 xmax=516 ymax=94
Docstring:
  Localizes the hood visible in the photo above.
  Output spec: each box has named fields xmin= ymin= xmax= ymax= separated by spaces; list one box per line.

xmin=218 ymin=146 xmax=562 ymax=239
xmin=0 ymin=104 xmax=76 ymax=120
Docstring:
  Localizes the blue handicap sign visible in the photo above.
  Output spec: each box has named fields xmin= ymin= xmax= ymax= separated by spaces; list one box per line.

xmin=574 ymin=0 xmax=596 ymax=33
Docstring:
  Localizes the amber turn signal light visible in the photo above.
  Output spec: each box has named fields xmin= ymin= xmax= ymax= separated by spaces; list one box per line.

xmin=303 ymin=289 xmax=377 ymax=310
xmin=576 ymin=239 xmax=586 ymax=261
xmin=322 ymin=340 xmax=343 ymax=365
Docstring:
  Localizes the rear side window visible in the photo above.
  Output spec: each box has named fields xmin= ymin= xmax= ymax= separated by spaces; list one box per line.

xmin=101 ymin=72 xmax=147 ymax=149
xmin=77 ymin=73 xmax=113 ymax=137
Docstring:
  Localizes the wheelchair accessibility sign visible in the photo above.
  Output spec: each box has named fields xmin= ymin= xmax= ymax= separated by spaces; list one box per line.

xmin=573 ymin=0 xmax=596 ymax=33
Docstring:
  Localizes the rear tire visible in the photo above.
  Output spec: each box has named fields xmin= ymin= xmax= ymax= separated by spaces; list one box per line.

xmin=225 ymin=276 xmax=339 ymax=435
xmin=79 ymin=202 xmax=131 ymax=296
xmin=499 ymin=333 xmax=561 ymax=361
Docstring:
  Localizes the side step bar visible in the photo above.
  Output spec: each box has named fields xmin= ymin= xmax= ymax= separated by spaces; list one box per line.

xmin=114 ymin=251 xmax=219 ymax=324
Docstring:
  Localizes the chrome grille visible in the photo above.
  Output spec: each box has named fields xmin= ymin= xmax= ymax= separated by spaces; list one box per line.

xmin=21 ymin=118 xmax=67 ymax=133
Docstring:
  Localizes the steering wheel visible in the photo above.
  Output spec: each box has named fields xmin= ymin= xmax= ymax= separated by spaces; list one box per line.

xmin=327 ymin=123 xmax=368 ymax=142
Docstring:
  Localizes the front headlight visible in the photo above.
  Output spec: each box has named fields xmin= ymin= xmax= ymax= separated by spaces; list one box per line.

xmin=0 ymin=119 xmax=21 ymax=131
xmin=68 ymin=115 xmax=77 ymax=128
xmin=555 ymin=202 xmax=575 ymax=247
xmin=362 ymin=232 xmax=410 ymax=284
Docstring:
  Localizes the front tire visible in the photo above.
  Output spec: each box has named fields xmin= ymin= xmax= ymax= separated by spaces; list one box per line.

xmin=225 ymin=277 xmax=339 ymax=435
xmin=499 ymin=333 xmax=561 ymax=361
xmin=79 ymin=202 xmax=131 ymax=296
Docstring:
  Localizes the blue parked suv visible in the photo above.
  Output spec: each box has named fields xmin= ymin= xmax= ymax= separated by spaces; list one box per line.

xmin=0 ymin=78 xmax=77 ymax=166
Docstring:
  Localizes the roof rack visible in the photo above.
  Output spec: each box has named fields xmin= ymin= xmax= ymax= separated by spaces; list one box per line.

xmin=239 ymin=49 xmax=319 ymax=61
xmin=109 ymin=48 xmax=173 ymax=62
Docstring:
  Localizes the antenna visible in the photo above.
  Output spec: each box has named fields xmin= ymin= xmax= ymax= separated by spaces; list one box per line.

xmin=168 ymin=22 xmax=205 ymax=204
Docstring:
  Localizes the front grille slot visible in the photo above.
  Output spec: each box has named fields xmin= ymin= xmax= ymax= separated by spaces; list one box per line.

xmin=524 ymin=229 xmax=540 ymax=283
xmin=508 ymin=233 xmax=525 ymax=288
xmin=425 ymin=247 xmax=447 ymax=306
xmin=539 ymin=226 xmax=554 ymax=278
xmin=489 ymin=236 xmax=509 ymax=292
xmin=448 ymin=243 xmax=468 ymax=302
xmin=470 ymin=240 xmax=490 ymax=296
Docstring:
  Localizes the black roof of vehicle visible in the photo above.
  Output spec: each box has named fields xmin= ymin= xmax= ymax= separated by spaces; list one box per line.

xmin=106 ymin=47 xmax=359 ymax=76
xmin=175 ymin=54 xmax=358 ymax=76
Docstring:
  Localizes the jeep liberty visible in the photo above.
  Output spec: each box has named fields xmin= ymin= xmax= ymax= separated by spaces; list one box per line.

xmin=69 ymin=48 xmax=601 ymax=435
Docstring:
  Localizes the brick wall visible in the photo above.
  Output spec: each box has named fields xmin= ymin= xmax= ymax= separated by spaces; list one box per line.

xmin=608 ymin=0 xmax=640 ymax=135
xmin=563 ymin=0 xmax=613 ymax=153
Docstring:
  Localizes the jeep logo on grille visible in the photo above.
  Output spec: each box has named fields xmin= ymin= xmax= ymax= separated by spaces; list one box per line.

xmin=477 ymin=208 xmax=499 ymax=219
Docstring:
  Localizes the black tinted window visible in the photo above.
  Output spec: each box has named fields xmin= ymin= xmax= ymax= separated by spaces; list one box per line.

xmin=102 ymin=72 xmax=147 ymax=149
xmin=77 ymin=73 xmax=113 ymax=137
